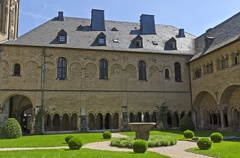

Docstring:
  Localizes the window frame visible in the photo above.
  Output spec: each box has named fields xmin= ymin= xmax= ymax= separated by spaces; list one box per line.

xmin=57 ymin=57 xmax=67 ymax=80
xmin=13 ymin=64 xmax=21 ymax=76
xmin=174 ymin=62 xmax=182 ymax=82
xmin=99 ymin=59 xmax=108 ymax=79
xmin=139 ymin=60 xmax=146 ymax=81
xmin=164 ymin=69 xmax=170 ymax=79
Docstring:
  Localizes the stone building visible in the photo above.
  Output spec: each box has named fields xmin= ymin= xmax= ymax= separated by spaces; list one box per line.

xmin=0 ymin=1 xmax=239 ymax=134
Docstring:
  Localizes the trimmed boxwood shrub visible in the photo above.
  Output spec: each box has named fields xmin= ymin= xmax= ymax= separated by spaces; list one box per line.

xmin=179 ymin=115 xmax=195 ymax=131
xmin=68 ymin=137 xmax=83 ymax=150
xmin=197 ymin=137 xmax=212 ymax=150
xmin=183 ymin=130 xmax=194 ymax=139
xmin=133 ymin=139 xmax=148 ymax=153
xmin=103 ymin=131 xmax=112 ymax=139
xmin=0 ymin=118 xmax=22 ymax=139
xmin=65 ymin=135 xmax=74 ymax=143
xmin=210 ymin=132 xmax=223 ymax=143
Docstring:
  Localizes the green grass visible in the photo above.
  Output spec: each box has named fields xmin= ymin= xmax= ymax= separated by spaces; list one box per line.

xmin=0 ymin=148 xmax=169 ymax=158
xmin=0 ymin=133 xmax=104 ymax=148
xmin=188 ymin=140 xmax=240 ymax=158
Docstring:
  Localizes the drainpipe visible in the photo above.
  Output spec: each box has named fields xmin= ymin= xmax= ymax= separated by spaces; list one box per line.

xmin=41 ymin=46 xmax=45 ymax=134
xmin=188 ymin=58 xmax=197 ymax=128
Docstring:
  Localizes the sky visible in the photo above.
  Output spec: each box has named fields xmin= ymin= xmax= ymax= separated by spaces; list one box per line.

xmin=19 ymin=0 xmax=240 ymax=37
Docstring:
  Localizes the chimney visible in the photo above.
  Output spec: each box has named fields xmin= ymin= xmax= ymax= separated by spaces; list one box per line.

xmin=177 ymin=29 xmax=185 ymax=38
xmin=91 ymin=9 xmax=105 ymax=31
xmin=140 ymin=14 xmax=156 ymax=35
xmin=58 ymin=11 xmax=64 ymax=21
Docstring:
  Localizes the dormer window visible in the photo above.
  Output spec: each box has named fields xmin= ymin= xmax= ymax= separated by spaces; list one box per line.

xmin=205 ymin=37 xmax=214 ymax=48
xmin=97 ymin=32 xmax=106 ymax=46
xmin=133 ymin=35 xmax=143 ymax=48
xmin=165 ymin=37 xmax=177 ymax=50
xmin=57 ymin=29 xmax=67 ymax=44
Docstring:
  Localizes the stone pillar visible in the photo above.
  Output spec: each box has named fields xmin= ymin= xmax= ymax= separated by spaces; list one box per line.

xmin=219 ymin=104 xmax=225 ymax=129
xmin=30 ymin=108 xmax=36 ymax=134
xmin=122 ymin=106 xmax=129 ymax=131
xmin=80 ymin=108 xmax=87 ymax=131
xmin=60 ymin=116 xmax=63 ymax=131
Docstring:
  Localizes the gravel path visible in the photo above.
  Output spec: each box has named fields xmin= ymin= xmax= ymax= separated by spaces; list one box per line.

xmin=0 ymin=133 xmax=213 ymax=158
xmin=83 ymin=133 xmax=213 ymax=158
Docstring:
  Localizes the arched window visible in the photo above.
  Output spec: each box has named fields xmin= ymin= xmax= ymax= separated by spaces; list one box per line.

xmin=139 ymin=60 xmax=146 ymax=80
xmin=174 ymin=62 xmax=182 ymax=82
xmin=57 ymin=57 xmax=67 ymax=80
xmin=14 ymin=64 xmax=21 ymax=76
xmin=165 ymin=69 xmax=170 ymax=79
xmin=99 ymin=59 xmax=108 ymax=79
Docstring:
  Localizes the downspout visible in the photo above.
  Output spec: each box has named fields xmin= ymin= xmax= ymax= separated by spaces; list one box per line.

xmin=188 ymin=60 xmax=197 ymax=128
xmin=41 ymin=46 xmax=45 ymax=134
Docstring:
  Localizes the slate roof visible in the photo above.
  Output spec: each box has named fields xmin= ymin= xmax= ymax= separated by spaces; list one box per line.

xmin=191 ymin=12 xmax=240 ymax=61
xmin=2 ymin=15 xmax=195 ymax=55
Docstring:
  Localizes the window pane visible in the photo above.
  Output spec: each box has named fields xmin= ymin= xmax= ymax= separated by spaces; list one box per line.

xmin=99 ymin=38 xmax=105 ymax=45
xmin=99 ymin=59 xmax=108 ymax=79
xmin=174 ymin=62 xmax=181 ymax=82
xmin=139 ymin=61 xmax=146 ymax=80
xmin=57 ymin=57 xmax=67 ymax=79
xmin=14 ymin=64 xmax=21 ymax=75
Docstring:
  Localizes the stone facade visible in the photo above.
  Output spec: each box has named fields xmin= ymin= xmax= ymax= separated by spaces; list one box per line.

xmin=0 ymin=45 xmax=192 ymax=133
xmin=0 ymin=1 xmax=240 ymax=134
xmin=190 ymin=41 xmax=240 ymax=130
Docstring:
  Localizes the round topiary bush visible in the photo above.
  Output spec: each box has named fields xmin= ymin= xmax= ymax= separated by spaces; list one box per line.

xmin=183 ymin=130 xmax=194 ymax=139
xmin=179 ymin=115 xmax=195 ymax=131
xmin=103 ymin=131 xmax=112 ymax=139
xmin=133 ymin=139 xmax=148 ymax=153
xmin=197 ymin=137 xmax=212 ymax=150
xmin=0 ymin=118 xmax=22 ymax=139
xmin=68 ymin=137 xmax=83 ymax=150
xmin=65 ymin=135 xmax=74 ymax=143
xmin=210 ymin=132 xmax=223 ymax=143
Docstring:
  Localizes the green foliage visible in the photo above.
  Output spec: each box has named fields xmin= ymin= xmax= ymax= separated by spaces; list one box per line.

xmin=210 ymin=132 xmax=223 ymax=143
xmin=103 ymin=131 xmax=112 ymax=139
xmin=111 ymin=135 xmax=177 ymax=148
xmin=133 ymin=139 xmax=148 ymax=153
xmin=183 ymin=130 xmax=194 ymax=139
xmin=0 ymin=118 xmax=22 ymax=139
xmin=68 ymin=137 xmax=83 ymax=150
xmin=65 ymin=135 xmax=74 ymax=143
xmin=197 ymin=137 xmax=212 ymax=150
xmin=178 ymin=115 xmax=195 ymax=131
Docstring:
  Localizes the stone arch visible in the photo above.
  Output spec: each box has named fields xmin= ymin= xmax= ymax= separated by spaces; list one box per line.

xmin=45 ymin=61 xmax=55 ymax=79
xmin=112 ymin=112 xmax=119 ymax=129
xmin=62 ymin=113 xmax=70 ymax=130
xmin=144 ymin=112 xmax=150 ymax=122
xmin=44 ymin=113 xmax=52 ymax=131
xmin=172 ymin=111 xmax=179 ymax=127
xmin=69 ymin=62 xmax=82 ymax=80
xmin=52 ymin=113 xmax=60 ymax=131
xmin=88 ymin=113 xmax=95 ymax=130
xmin=105 ymin=113 xmax=111 ymax=129
xmin=232 ymin=108 xmax=240 ymax=128
xmin=136 ymin=112 xmax=142 ymax=122
xmin=1 ymin=93 xmax=34 ymax=133
xmin=125 ymin=64 xmax=137 ymax=79
xmin=149 ymin=65 xmax=159 ymax=78
xmin=167 ymin=111 xmax=172 ymax=127
xmin=111 ymin=64 xmax=122 ymax=77
xmin=24 ymin=61 xmax=38 ymax=83
xmin=129 ymin=112 xmax=135 ymax=123
xmin=220 ymin=85 xmax=240 ymax=105
xmin=85 ymin=63 xmax=97 ymax=80
xmin=71 ymin=113 xmax=78 ymax=130
xmin=151 ymin=111 xmax=157 ymax=123
xmin=96 ymin=113 xmax=103 ymax=129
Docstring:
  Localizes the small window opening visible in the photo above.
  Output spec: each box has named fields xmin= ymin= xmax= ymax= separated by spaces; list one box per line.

xmin=99 ymin=38 xmax=105 ymax=45
xmin=136 ymin=40 xmax=142 ymax=47
xmin=14 ymin=64 xmax=21 ymax=76
xmin=59 ymin=35 xmax=66 ymax=43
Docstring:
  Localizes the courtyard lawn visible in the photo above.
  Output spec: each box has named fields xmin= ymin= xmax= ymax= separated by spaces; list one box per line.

xmin=188 ymin=140 xmax=240 ymax=158
xmin=0 ymin=133 xmax=105 ymax=148
xmin=0 ymin=148 xmax=169 ymax=158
